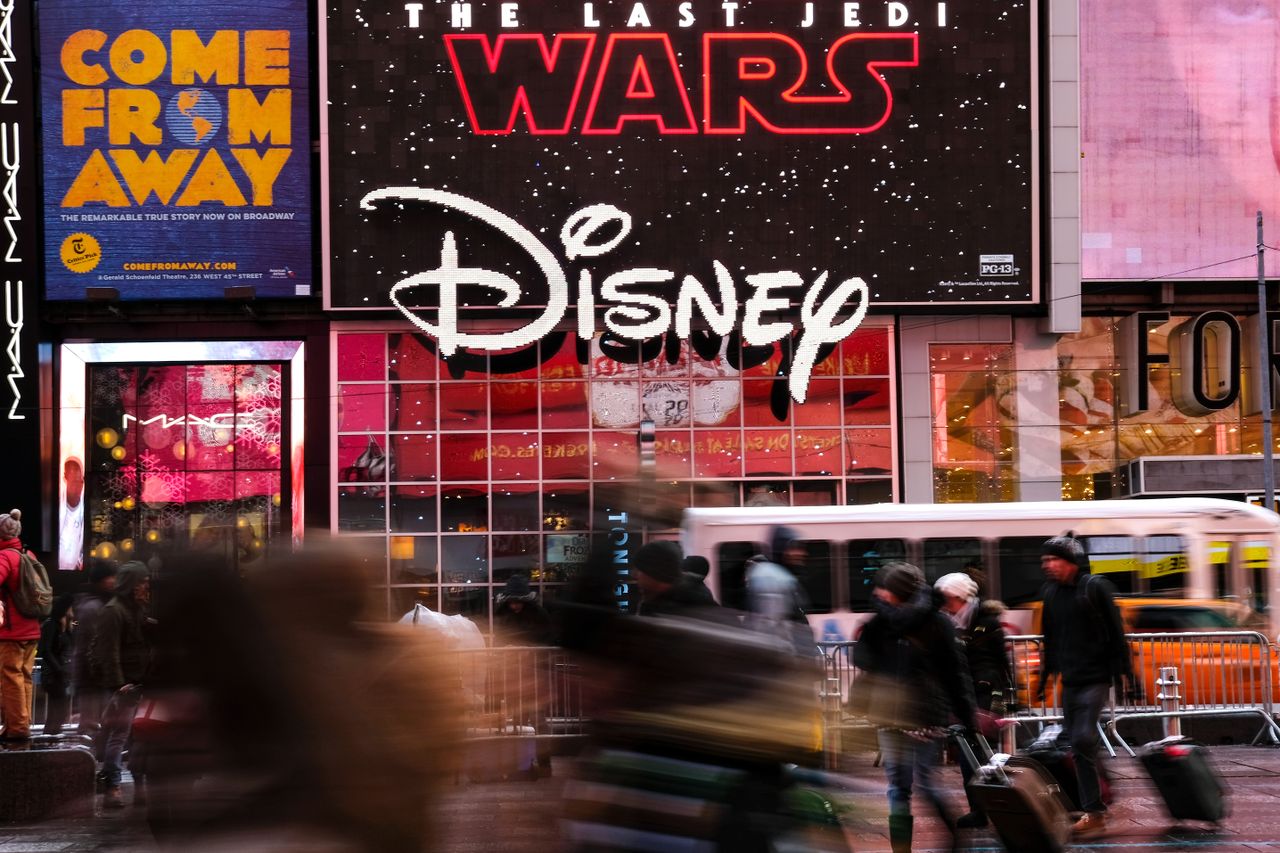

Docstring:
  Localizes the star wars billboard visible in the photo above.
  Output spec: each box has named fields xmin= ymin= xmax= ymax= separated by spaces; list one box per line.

xmin=323 ymin=0 xmax=1039 ymax=329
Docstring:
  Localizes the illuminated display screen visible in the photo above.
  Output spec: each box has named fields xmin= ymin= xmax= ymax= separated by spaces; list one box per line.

xmin=324 ymin=0 xmax=1037 ymax=312
xmin=1081 ymin=1 xmax=1280 ymax=282
xmin=39 ymin=0 xmax=313 ymax=300
xmin=59 ymin=340 xmax=306 ymax=570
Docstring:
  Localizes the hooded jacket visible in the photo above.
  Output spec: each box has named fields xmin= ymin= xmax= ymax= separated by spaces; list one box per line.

xmin=1040 ymin=569 xmax=1132 ymax=688
xmin=91 ymin=562 xmax=151 ymax=689
xmin=0 ymin=537 xmax=41 ymax=641
xmin=853 ymin=588 xmax=976 ymax=729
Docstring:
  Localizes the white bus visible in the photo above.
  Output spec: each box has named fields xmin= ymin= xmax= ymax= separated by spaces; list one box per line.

xmin=681 ymin=498 xmax=1280 ymax=642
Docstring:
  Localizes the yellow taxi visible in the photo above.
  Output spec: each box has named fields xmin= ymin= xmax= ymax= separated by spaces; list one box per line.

xmin=1019 ymin=597 xmax=1275 ymax=708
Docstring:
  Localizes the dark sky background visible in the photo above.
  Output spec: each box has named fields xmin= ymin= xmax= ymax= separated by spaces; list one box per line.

xmin=327 ymin=0 xmax=1034 ymax=312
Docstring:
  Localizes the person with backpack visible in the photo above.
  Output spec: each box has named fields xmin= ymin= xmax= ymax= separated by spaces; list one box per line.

xmin=0 ymin=509 xmax=53 ymax=742
xmin=1035 ymin=532 xmax=1135 ymax=839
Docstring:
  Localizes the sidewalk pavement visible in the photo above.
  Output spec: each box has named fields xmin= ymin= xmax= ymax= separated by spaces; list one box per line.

xmin=5 ymin=744 xmax=1280 ymax=851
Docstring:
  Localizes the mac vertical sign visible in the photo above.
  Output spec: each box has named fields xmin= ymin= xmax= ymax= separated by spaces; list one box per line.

xmin=2 ymin=0 xmax=44 ymax=544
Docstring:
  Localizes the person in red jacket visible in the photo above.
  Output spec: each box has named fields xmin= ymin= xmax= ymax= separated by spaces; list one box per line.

xmin=0 ymin=509 xmax=41 ymax=742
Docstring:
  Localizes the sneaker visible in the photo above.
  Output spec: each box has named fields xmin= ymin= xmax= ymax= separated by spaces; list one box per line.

xmin=1071 ymin=811 xmax=1107 ymax=838
xmin=956 ymin=812 xmax=988 ymax=829
xmin=103 ymin=787 xmax=125 ymax=810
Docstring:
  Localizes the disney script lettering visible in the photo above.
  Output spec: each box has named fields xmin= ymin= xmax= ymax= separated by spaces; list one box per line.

xmin=360 ymin=187 xmax=869 ymax=403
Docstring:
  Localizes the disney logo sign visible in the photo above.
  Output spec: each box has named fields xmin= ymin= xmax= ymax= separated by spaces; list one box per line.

xmin=360 ymin=188 xmax=869 ymax=404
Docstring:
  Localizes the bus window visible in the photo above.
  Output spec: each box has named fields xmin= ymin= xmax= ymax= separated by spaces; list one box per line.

xmin=1209 ymin=540 xmax=1230 ymax=599
xmin=797 ymin=540 xmax=834 ymax=613
xmin=1082 ymin=536 xmax=1137 ymax=594
xmin=1145 ymin=535 xmax=1187 ymax=594
xmin=716 ymin=541 xmax=762 ymax=610
xmin=847 ymin=538 xmax=906 ymax=611
xmin=996 ymin=536 xmax=1047 ymax=605
xmin=1244 ymin=539 xmax=1270 ymax=615
xmin=922 ymin=538 xmax=981 ymax=584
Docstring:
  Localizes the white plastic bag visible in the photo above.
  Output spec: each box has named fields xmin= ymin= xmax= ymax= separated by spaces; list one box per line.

xmin=399 ymin=603 xmax=485 ymax=650
xmin=399 ymin=604 xmax=487 ymax=708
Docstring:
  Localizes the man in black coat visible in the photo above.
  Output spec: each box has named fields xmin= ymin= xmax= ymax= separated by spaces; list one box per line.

xmin=634 ymin=542 xmax=717 ymax=618
xmin=854 ymin=562 xmax=976 ymax=853
xmin=1036 ymin=533 xmax=1133 ymax=839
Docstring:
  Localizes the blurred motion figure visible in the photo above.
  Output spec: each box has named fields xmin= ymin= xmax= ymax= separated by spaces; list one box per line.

xmin=72 ymin=559 xmax=117 ymax=737
xmin=853 ymin=562 xmax=975 ymax=853
xmin=746 ymin=526 xmax=814 ymax=656
xmin=91 ymin=561 xmax=152 ymax=809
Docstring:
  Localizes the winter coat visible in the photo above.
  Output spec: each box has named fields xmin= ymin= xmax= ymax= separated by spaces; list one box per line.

xmin=91 ymin=566 xmax=152 ymax=690
xmin=493 ymin=599 xmax=555 ymax=645
xmin=1041 ymin=570 xmax=1132 ymax=688
xmin=0 ymin=538 xmax=41 ymax=641
xmin=852 ymin=590 xmax=976 ymax=730
xmin=746 ymin=559 xmax=814 ymax=656
xmin=638 ymin=576 xmax=719 ymax=620
xmin=957 ymin=600 xmax=1013 ymax=710
xmin=71 ymin=589 xmax=110 ymax=688
xmin=38 ymin=619 xmax=73 ymax=689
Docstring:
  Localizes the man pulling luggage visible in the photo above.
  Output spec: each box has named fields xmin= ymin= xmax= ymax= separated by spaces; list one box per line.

xmin=1035 ymin=532 xmax=1135 ymax=839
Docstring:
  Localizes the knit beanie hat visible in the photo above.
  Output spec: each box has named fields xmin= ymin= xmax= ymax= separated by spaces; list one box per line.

xmin=770 ymin=526 xmax=800 ymax=562
xmin=497 ymin=574 xmax=537 ymax=604
xmin=0 ymin=509 xmax=20 ymax=539
xmin=88 ymin=558 xmax=119 ymax=585
xmin=1042 ymin=531 xmax=1087 ymax=567
xmin=113 ymin=561 xmax=150 ymax=598
xmin=634 ymin=541 xmax=683 ymax=584
xmin=682 ymin=555 xmax=710 ymax=580
xmin=934 ymin=571 xmax=979 ymax=602
xmin=874 ymin=561 xmax=924 ymax=601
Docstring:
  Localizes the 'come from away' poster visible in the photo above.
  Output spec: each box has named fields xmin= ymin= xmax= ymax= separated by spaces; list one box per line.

xmin=39 ymin=0 xmax=312 ymax=300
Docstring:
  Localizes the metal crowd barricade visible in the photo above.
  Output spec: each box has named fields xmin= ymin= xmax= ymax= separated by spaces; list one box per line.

xmin=1003 ymin=631 xmax=1280 ymax=757
xmin=450 ymin=645 xmax=589 ymax=743
xmin=816 ymin=641 xmax=860 ymax=769
xmin=1107 ymin=630 xmax=1280 ymax=752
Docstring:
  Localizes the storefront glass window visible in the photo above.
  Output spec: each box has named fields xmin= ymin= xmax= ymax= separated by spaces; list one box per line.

xmin=85 ymin=362 xmax=288 ymax=572
xmin=1058 ymin=316 xmax=1280 ymax=501
xmin=334 ymin=328 xmax=895 ymax=627
xmin=930 ymin=344 xmax=1018 ymax=503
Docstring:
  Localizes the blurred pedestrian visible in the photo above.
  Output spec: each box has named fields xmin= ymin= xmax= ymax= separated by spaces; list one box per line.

xmin=934 ymin=572 xmax=1011 ymax=828
xmin=1036 ymin=532 xmax=1134 ymax=839
xmin=634 ymin=541 xmax=716 ymax=618
xmin=853 ymin=562 xmax=976 ymax=853
xmin=682 ymin=555 xmax=715 ymax=603
xmin=0 ymin=509 xmax=42 ymax=742
xmin=91 ymin=561 xmax=152 ymax=808
xmin=494 ymin=574 xmax=554 ymax=645
xmin=37 ymin=594 xmax=76 ymax=735
xmin=72 ymin=559 xmax=117 ymax=737
xmin=746 ymin=526 xmax=814 ymax=656
xmin=246 ymin=540 xmax=464 ymax=851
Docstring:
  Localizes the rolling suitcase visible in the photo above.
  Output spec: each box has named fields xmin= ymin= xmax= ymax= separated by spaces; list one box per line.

xmin=1022 ymin=724 xmax=1113 ymax=811
xmin=1137 ymin=736 xmax=1228 ymax=824
xmin=951 ymin=728 xmax=1072 ymax=853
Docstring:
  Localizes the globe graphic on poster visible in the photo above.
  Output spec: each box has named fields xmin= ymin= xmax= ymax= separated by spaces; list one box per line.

xmin=164 ymin=89 xmax=223 ymax=145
